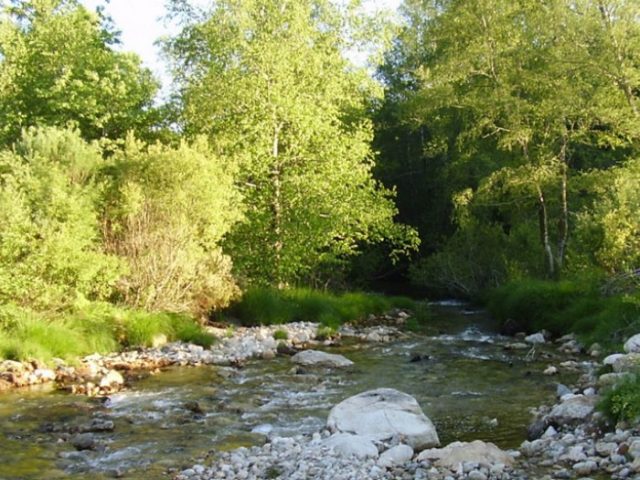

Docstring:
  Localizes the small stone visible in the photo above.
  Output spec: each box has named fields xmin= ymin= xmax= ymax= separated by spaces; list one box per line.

xmin=572 ymin=460 xmax=597 ymax=476
xmin=467 ymin=471 xmax=487 ymax=480
xmin=544 ymin=366 xmax=558 ymax=375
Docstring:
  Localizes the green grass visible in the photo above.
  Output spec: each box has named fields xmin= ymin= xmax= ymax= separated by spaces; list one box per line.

xmin=599 ymin=374 xmax=640 ymax=423
xmin=225 ymin=287 xmax=416 ymax=328
xmin=273 ymin=329 xmax=289 ymax=340
xmin=0 ymin=302 xmax=215 ymax=363
xmin=487 ymin=279 xmax=640 ymax=349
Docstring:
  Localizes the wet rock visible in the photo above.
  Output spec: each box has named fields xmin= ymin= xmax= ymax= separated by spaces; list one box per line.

xmin=80 ymin=419 xmax=114 ymax=433
xmin=184 ymin=401 xmax=205 ymax=415
xmin=328 ymin=388 xmax=439 ymax=451
xmin=528 ymin=418 xmax=549 ymax=440
xmin=324 ymin=433 xmax=379 ymax=459
xmin=409 ymin=353 xmax=431 ymax=363
xmin=71 ymin=433 xmax=95 ymax=450
xmin=291 ymin=350 xmax=353 ymax=368
xmin=417 ymin=440 xmax=514 ymax=469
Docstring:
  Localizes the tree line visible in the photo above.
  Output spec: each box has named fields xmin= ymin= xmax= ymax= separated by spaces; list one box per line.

xmin=0 ymin=0 xmax=416 ymax=320
xmin=1 ymin=0 xmax=639 ymax=326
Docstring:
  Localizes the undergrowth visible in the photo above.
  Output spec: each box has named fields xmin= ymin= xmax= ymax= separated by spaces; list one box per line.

xmin=487 ymin=279 xmax=640 ymax=350
xmin=224 ymin=287 xmax=416 ymax=328
xmin=0 ymin=302 xmax=215 ymax=363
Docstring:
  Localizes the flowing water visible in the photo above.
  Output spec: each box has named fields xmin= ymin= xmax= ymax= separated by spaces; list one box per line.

xmin=0 ymin=305 xmax=585 ymax=479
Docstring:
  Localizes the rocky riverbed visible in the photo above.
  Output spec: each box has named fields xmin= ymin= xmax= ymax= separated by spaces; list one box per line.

xmin=174 ymin=328 xmax=640 ymax=480
xmin=1 ymin=305 xmax=638 ymax=479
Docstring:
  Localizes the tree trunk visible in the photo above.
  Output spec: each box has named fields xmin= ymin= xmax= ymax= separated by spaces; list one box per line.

xmin=537 ymin=184 xmax=555 ymax=277
xmin=272 ymin=123 xmax=284 ymax=288
xmin=557 ymin=135 xmax=569 ymax=271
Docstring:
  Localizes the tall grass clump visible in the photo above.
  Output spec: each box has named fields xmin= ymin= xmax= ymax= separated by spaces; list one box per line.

xmin=225 ymin=287 xmax=416 ymax=328
xmin=488 ymin=279 xmax=640 ymax=349
xmin=0 ymin=302 xmax=215 ymax=362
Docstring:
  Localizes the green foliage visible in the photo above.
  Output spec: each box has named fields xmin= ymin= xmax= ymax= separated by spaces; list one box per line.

xmin=375 ymin=0 xmax=640 ymax=291
xmin=226 ymin=287 xmax=415 ymax=328
xmin=315 ymin=326 xmax=337 ymax=341
xmin=0 ymin=0 xmax=159 ymax=144
xmin=273 ymin=329 xmax=289 ymax=341
xmin=0 ymin=127 xmax=122 ymax=310
xmin=166 ymin=0 xmax=418 ymax=286
xmin=599 ymin=374 xmax=640 ymax=423
xmin=100 ymin=135 xmax=243 ymax=315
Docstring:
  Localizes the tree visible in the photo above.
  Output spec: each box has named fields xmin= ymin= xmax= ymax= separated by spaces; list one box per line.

xmin=0 ymin=0 xmax=159 ymax=145
xmin=388 ymin=0 xmax=640 ymax=285
xmin=166 ymin=0 xmax=417 ymax=287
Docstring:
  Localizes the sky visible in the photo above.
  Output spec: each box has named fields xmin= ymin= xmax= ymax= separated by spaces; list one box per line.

xmin=81 ymin=0 xmax=401 ymax=92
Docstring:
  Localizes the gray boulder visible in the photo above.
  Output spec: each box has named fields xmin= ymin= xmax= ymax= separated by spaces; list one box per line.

xmin=525 ymin=333 xmax=545 ymax=345
xmin=417 ymin=440 xmax=514 ymax=468
xmin=327 ymin=388 xmax=439 ymax=451
xmin=324 ymin=433 xmax=379 ymax=458
xmin=291 ymin=350 xmax=353 ymax=368
xmin=546 ymin=395 xmax=596 ymax=425
xmin=624 ymin=334 xmax=640 ymax=353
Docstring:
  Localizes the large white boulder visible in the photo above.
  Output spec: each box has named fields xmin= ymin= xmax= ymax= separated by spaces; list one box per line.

xmin=327 ymin=388 xmax=439 ymax=451
xmin=417 ymin=440 xmax=514 ymax=468
xmin=324 ymin=433 xmax=379 ymax=458
xmin=291 ymin=350 xmax=353 ymax=368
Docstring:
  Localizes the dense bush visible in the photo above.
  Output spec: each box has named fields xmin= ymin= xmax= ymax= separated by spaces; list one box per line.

xmin=100 ymin=135 xmax=243 ymax=315
xmin=0 ymin=128 xmax=122 ymax=310
xmin=225 ymin=287 xmax=416 ymax=328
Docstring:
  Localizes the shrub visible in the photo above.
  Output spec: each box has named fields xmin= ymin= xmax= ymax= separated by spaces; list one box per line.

xmin=100 ymin=135 xmax=243 ymax=315
xmin=0 ymin=127 xmax=122 ymax=311
xmin=599 ymin=375 xmax=640 ymax=423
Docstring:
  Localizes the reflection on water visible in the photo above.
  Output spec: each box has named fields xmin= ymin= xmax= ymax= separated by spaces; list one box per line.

xmin=0 ymin=305 xmax=582 ymax=479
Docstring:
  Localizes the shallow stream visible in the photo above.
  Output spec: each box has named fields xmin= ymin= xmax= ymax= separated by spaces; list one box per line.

xmin=0 ymin=305 xmax=585 ymax=479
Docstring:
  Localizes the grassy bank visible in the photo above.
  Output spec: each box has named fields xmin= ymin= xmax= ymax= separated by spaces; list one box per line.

xmin=223 ymin=287 xmax=418 ymax=329
xmin=487 ymin=279 xmax=640 ymax=350
xmin=0 ymin=303 xmax=215 ymax=363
